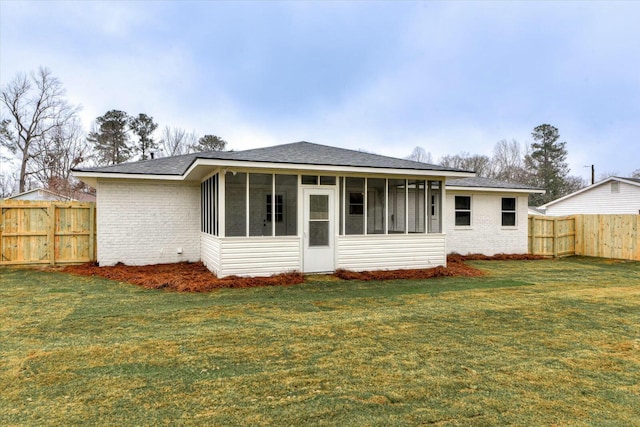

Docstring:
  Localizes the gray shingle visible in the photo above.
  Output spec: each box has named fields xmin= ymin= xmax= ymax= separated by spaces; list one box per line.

xmin=447 ymin=176 xmax=542 ymax=191
xmin=73 ymin=141 xmax=471 ymax=175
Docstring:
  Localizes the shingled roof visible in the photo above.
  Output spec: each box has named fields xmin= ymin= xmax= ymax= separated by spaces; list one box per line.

xmin=447 ymin=177 xmax=543 ymax=191
xmin=73 ymin=141 xmax=470 ymax=176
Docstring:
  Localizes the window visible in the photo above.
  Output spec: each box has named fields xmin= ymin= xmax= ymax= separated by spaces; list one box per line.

xmin=275 ymin=175 xmax=297 ymax=236
xmin=250 ymin=174 xmax=272 ymax=236
xmin=225 ymin=172 xmax=247 ymax=236
xmin=200 ymin=174 xmax=218 ymax=235
xmin=302 ymin=175 xmax=336 ymax=186
xmin=302 ymin=175 xmax=318 ymax=185
xmin=224 ymin=172 xmax=297 ymax=237
xmin=349 ymin=193 xmax=364 ymax=215
xmin=455 ymin=196 xmax=471 ymax=226
xmin=367 ymin=178 xmax=385 ymax=234
xmin=611 ymin=182 xmax=620 ymax=193
xmin=408 ymin=180 xmax=426 ymax=233
xmin=388 ymin=179 xmax=406 ymax=233
xmin=266 ymin=195 xmax=283 ymax=222
xmin=345 ymin=177 xmax=365 ymax=235
xmin=501 ymin=197 xmax=517 ymax=227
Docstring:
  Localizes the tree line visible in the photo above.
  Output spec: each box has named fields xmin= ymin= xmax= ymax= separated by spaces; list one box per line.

xmin=407 ymin=125 xmax=640 ymax=206
xmin=0 ymin=67 xmax=227 ymax=198
xmin=2 ymin=67 xmax=638 ymax=204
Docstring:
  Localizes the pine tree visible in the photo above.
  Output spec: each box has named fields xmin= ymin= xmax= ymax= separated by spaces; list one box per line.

xmin=525 ymin=124 xmax=570 ymax=205
xmin=87 ymin=110 xmax=132 ymax=165
xmin=129 ymin=113 xmax=158 ymax=160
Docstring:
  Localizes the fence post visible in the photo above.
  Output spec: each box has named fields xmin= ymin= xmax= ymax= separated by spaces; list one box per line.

xmin=89 ymin=203 xmax=95 ymax=262
xmin=48 ymin=204 xmax=56 ymax=265
xmin=553 ymin=217 xmax=558 ymax=257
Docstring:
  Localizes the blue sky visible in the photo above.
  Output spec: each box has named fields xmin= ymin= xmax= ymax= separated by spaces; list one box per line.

xmin=1 ymin=1 xmax=639 ymax=181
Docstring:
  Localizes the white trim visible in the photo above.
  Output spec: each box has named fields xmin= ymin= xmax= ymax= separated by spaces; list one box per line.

xmin=447 ymin=186 xmax=544 ymax=194
xmin=74 ymin=159 xmax=475 ymax=186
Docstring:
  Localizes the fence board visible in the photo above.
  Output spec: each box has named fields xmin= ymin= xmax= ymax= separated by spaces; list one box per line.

xmin=1 ymin=200 xmax=96 ymax=265
xmin=530 ymin=214 xmax=640 ymax=261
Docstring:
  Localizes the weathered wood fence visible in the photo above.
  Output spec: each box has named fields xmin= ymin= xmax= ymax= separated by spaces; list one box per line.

xmin=529 ymin=214 xmax=640 ymax=261
xmin=0 ymin=200 xmax=96 ymax=265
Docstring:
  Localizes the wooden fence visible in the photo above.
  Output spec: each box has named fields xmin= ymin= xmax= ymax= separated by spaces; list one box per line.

xmin=529 ymin=214 xmax=640 ymax=261
xmin=0 ymin=200 xmax=96 ymax=265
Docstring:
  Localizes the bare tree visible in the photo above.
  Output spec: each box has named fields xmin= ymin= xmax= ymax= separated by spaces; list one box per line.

xmin=440 ymin=152 xmax=493 ymax=177
xmin=406 ymin=146 xmax=433 ymax=163
xmin=632 ymin=169 xmax=640 ymax=178
xmin=31 ymin=117 xmax=90 ymax=198
xmin=0 ymin=67 xmax=78 ymax=192
xmin=0 ymin=169 xmax=17 ymax=198
xmin=491 ymin=139 xmax=530 ymax=183
xmin=159 ymin=126 xmax=198 ymax=156
xmin=597 ymin=170 xmax=619 ymax=181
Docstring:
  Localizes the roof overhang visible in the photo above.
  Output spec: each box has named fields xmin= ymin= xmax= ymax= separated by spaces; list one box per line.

xmin=73 ymin=158 xmax=475 ymax=187
xmin=446 ymin=185 xmax=545 ymax=194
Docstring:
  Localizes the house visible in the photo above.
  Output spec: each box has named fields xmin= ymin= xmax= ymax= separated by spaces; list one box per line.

xmin=5 ymin=188 xmax=74 ymax=201
xmin=73 ymin=141 xmax=479 ymax=277
xmin=445 ymin=177 xmax=544 ymax=255
xmin=4 ymin=187 xmax=97 ymax=202
xmin=539 ymin=176 xmax=640 ymax=216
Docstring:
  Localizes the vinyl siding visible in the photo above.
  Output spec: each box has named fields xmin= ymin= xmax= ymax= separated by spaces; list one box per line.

xmin=543 ymin=182 xmax=640 ymax=215
xmin=201 ymin=233 xmax=221 ymax=275
xmin=218 ymin=237 xmax=301 ymax=277
xmin=337 ymin=234 xmax=446 ymax=271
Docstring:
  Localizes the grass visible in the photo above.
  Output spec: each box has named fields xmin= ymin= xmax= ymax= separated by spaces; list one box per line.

xmin=1 ymin=257 xmax=639 ymax=426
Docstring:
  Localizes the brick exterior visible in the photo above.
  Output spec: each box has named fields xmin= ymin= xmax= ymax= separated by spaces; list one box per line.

xmin=96 ymin=179 xmax=200 ymax=265
xmin=445 ymin=191 xmax=529 ymax=255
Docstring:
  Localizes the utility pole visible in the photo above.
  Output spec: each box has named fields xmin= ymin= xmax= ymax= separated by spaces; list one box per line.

xmin=584 ymin=164 xmax=595 ymax=185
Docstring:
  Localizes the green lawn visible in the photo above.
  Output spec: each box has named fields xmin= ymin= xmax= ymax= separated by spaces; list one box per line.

xmin=1 ymin=257 xmax=639 ymax=426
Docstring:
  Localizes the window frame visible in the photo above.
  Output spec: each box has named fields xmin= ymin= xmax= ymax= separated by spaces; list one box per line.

xmin=501 ymin=197 xmax=517 ymax=227
xmin=454 ymin=195 xmax=472 ymax=227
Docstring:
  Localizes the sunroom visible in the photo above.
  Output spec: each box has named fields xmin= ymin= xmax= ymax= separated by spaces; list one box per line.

xmin=73 ymin=142 xmax=474 ymax=277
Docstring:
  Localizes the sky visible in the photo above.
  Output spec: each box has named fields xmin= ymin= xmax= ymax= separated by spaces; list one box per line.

xmin=1 ymin=0 xmax=639 ymax=182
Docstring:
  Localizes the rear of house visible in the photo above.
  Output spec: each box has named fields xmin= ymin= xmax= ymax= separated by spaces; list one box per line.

xmin=445 ymin=177 xmax=543 ymax=255
xmin=74 ymin=142 xmax=474 ymax=277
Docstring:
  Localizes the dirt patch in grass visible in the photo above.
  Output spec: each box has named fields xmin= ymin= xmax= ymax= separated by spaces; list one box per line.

xmin=60 ymin=253 xmax=541 ymax=290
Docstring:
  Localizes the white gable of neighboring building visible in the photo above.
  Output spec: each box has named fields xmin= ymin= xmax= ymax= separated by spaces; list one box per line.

xmin=539 ymin=177 xmax=640 ymax=216
xmin=5 ymin=188 xmax=74 ymax=201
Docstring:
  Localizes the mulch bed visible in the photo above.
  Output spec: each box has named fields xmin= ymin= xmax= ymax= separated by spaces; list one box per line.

xmin=60 ymin=253 xmax=542 ymax=292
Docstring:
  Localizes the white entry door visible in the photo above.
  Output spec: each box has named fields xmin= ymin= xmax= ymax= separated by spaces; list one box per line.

xmin=303 ymin=188 xmax=335 ymax=273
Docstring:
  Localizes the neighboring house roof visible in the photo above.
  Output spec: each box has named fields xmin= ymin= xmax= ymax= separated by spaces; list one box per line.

xmin=528 ymin=207 xmax=546 ymax=216
xmin=446 ymin=177 xmax=545 ymax=194
xmin=73 ymin=141 xmax=475 ymax=186
xmin=539 ymin=176 xmax=640 ymax=209
xmin=5 ymin=188 xmax=74 ymax=201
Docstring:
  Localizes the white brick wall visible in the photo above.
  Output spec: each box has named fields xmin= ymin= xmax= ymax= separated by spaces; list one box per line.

xmin=445 ymin=191 xmax=529 ymax=255
xmin=96 ymin=179 xmax=200 ymax=266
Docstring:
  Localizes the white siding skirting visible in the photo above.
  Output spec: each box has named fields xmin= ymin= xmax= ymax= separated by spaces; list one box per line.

xmin=201 ymin=233 xmax=221 ymax=275
xmin=205 ymin=236 xmax=301 ymax=277
xmin=337 ymin=234 xmax=446 ymax=271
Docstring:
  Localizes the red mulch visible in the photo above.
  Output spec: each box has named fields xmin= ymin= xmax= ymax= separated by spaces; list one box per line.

xmin=334 ymin=253 xmax=544 ymax=282
xmin=61 ymin=262 xmax=305 ymax=292
xmin=60 ymin=253 xmax=542 ymax=291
